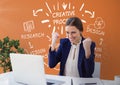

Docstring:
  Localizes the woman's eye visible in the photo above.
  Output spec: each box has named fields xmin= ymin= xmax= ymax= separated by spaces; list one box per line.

xmin=66 ymin=31 xmax=76 ymax=35
xmin=71 ymin=32 xmax=76 ymax=34
xmin=66 ymin=32 xmax=69 ymax=34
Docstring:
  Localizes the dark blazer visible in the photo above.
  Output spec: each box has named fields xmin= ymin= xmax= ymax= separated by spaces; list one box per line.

xmin=48 ymin=37 xmax=96 ymax=78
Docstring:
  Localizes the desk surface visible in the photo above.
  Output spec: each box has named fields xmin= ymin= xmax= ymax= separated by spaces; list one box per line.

xmin=0 ymin=72 xmax=115 ymax=85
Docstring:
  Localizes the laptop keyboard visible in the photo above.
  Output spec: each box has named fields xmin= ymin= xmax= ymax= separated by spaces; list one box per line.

xmin=47 ymin=82 xmax=54 ymax=85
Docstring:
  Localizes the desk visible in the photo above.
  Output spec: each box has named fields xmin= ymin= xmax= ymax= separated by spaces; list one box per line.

xmin=0 ymin=72 xmax=116 ymax=85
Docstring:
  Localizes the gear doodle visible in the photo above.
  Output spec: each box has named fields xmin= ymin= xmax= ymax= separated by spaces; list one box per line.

xmin=94 ymin=17 xmax=105 ymax=29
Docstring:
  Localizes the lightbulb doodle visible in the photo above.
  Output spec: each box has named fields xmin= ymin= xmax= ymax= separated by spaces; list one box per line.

xmin=33 ymin=2 xmax=95 ymax=35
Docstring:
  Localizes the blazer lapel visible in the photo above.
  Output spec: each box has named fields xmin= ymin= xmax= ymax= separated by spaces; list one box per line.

xmin=62 ymin=40 xmax=71 ymax=65
xmin=78 ymin=37 xmax=85 ymax=64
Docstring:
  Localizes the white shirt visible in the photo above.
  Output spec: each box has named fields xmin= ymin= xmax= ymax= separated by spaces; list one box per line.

xmin=64 ymin=41 xmax=81 ymax=77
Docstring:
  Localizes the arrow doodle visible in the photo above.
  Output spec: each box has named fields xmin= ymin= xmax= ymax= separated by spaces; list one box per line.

xmin=28 ymin=42 xmax=34 ymax=49
xmin=85 ymin=10 xmax=95 ymax=18
xmin=33 ymin=9 xmax=43 ymax=16
xmin=62 ymin=2 xmax=68 ymax=10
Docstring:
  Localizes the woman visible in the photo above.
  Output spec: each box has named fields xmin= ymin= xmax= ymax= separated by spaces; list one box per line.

xmin=48 ymin=17 xmax=96 ymax=78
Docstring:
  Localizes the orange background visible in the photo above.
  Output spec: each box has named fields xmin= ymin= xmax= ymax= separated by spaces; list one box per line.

xmin=0 ymin=0 xmax=120 ymax=80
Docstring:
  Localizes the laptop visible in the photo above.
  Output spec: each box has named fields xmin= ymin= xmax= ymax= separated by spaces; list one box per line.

xmin=10 ymin=53 xmax=65 ymax=85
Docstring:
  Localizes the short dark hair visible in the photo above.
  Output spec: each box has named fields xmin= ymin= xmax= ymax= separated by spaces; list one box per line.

xmin=66 ymin=17 xmax=83 ymax=32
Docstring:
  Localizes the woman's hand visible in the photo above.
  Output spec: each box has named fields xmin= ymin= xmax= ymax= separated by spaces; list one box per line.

xmin=83 ymin=38 xmax=92 ymax=59
xmin=51 ymin=32 xmax=59 ymax=51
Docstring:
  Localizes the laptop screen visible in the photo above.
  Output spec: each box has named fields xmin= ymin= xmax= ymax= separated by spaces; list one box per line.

xmin=10 ymin=53 xmax=47 ymax=85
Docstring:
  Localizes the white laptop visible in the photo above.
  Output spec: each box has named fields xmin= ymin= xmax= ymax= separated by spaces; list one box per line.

xmin=10 ymin=53 xmax=64 ymax=85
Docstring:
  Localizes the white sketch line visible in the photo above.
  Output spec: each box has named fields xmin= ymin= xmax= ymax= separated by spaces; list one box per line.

xmin=53 ymin=5 xmax=55 ymax=10
xmin=52 ymin=26 xmax=56 ymax=33
xmin=80 ymin=3 xmax=84 ymax=11
xmin=44 ymin=54 xmax=48 ymax=59
xmin=23 ymin=20 xmax=35 ymax=32
xmin=44 ymin=62 xmax=59 ymax=71
xmin=48 ymin=24 xmax=51 ymax=28
xmin=43 ymin=56 xmax=48 ymax=59
xmin=81 ymin=19 xmax=86 ymax=23
xmin=53 ymin=68 xmax=60 ymax=71
xmin=41 ymin=20 xmax=50 ymax=23
xmin=85 ymin=10 xmax=95 ymax=18
xmin=34 ymin=9 xmax=43 ymax=12
xmin=44 ymin=62 xmax=49 ymax=67
xmin=99 ymin=38 xmax=104 ymax=45
xmin=45 ymin=13 xmax=49 ymax=16
xmin=46 ymin=35 xmax=51 ymax=41
xmin=57 ymin=2 xmax=59 ymax=10
xmin=69 ymin=3 xmax=71 ymax=9
xmin=24 ymin=49 xmax=29 ymax=54
xmin=45 ymin=2 xmax=52 ymax=14
xmin=62 ymin=2 xmax=67 ymax=10
xmin=33 ymin=9 xmax=43 ymax=16
xmin=28 ymin=42 xmax=33 ymax=49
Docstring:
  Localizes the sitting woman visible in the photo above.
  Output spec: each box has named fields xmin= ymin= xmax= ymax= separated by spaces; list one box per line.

xmin=48 ymin=17 xmax=96 ymax=78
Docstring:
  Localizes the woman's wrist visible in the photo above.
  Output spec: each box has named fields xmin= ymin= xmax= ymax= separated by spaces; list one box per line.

xmin=51 ymin=44 xmax=56 ymax=51
xmin=84 ymin=48 xmax=91 ymax=59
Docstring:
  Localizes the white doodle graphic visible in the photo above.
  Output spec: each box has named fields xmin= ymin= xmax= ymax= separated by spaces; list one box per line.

xmin=43 ymin=53 xmax=48 ymax=59
xmin=81 ymin=19 xmax=87 ymax=23
xmin=39 ymin=2 xmax=76 ymax=35
xmin=30 ymin=48 xmax=46 ymax=55
xmin=62 ymin=2 xmax=68 ymax=10
xmin=80 ymin=3 xmax=84 ymax=11
xmin=46 ymin=35 xmax=51 ymax=41
xmin=21 ymin=32 xmax=45 ymax=39
xmin=52 ymin=26 xmax=56 ymax=33
xmin=23 ymin=1 xmax=106 ymax=71
xmin=28 ymin=42 xmax=34 ymax=49
xmin=68 ymin=3 xmax=71 ymax=9
xmin=45 ymin=12 xmax=49 ymax=16
xmin=45 ymin=2 xmax=52 ymax=14
xmin=41 ymin=20 xmax=50 ymax=23
xmin=86 ymin=17 xmax=105 ymax=36
xmin=95 ymin=47 xmax=102 ymax=53
xmin=32 ymin=1 xmax=96 ymax=36
xmin=23 ymin=20 xmax=35 ymax=32
xmin=85 ymin=10 xmax=95 ymax=18
xmin=99 ymin=38 xmax=104 ymax=45
xmin=33 ymin=9 xmax=43 ymax=16
xmin=52 ymin=11 xmax=75 ymax=18
xmin=24 ymin=49 xmax=29 ymax=54
xmin=94 ymin=17 xmax=105 ymax=29
xmin=95 ymin=53 xmax=102 ymax=58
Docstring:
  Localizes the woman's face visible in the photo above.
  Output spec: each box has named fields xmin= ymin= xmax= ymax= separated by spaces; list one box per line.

xmin=65 ymin=26 xmax=81 ymax=44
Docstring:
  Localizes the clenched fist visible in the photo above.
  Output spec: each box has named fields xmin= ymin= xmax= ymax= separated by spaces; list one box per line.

xmin=51 ymin=32 xmax=59 ymax=51
xmin=83 ymin=38 xmax=92 ymax=59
